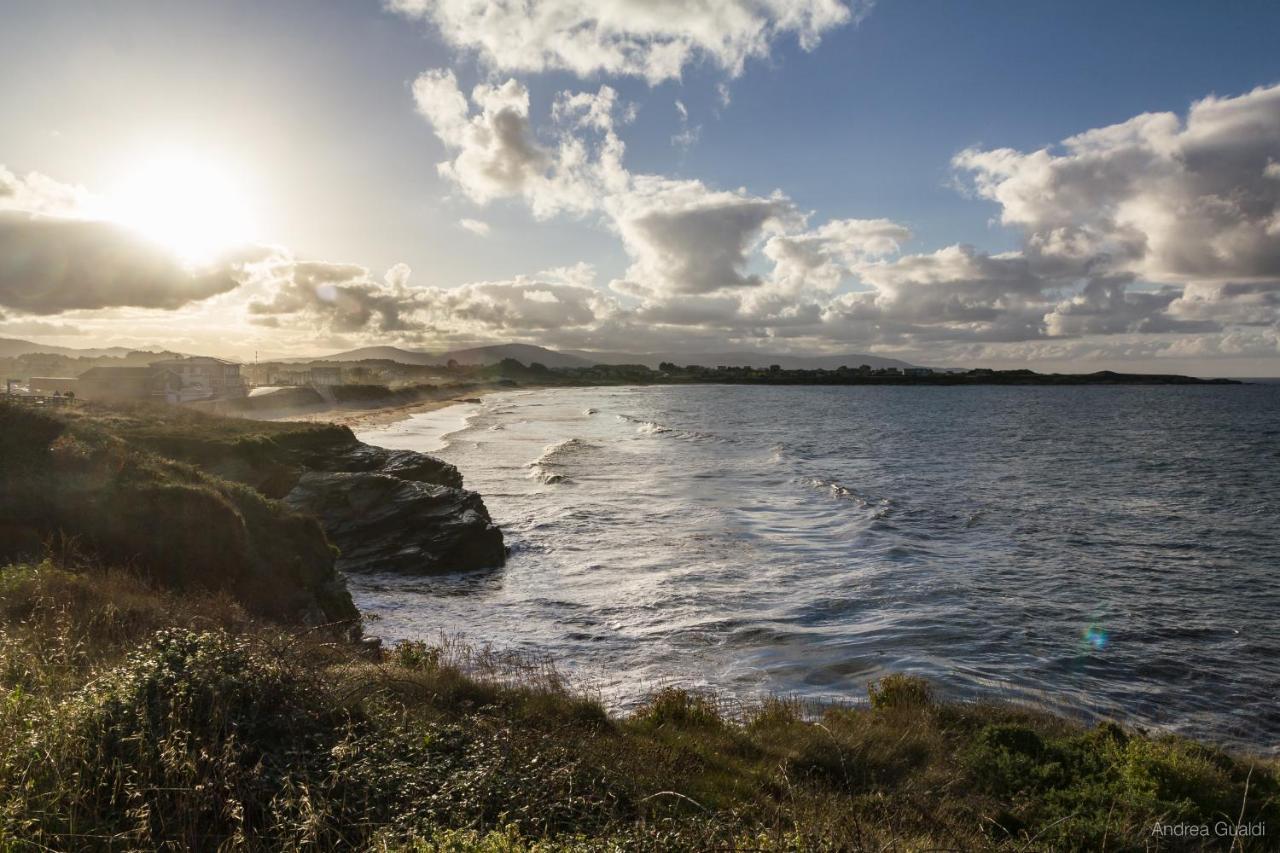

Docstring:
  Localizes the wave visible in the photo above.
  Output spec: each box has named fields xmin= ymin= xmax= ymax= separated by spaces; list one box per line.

xmin=805 ymin=477 xmax=893 ymax=515
xmin=525 ymin=437 xmax=597 ymax=485
xmin=617 ymin=413 xmax=728 ymax=442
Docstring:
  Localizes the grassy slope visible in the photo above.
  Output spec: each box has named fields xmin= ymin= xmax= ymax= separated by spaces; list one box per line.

xmin=0 ymin=402 xmax=356 ymax=625
xmin=0 ymin=563 xmax=1275 ymax=851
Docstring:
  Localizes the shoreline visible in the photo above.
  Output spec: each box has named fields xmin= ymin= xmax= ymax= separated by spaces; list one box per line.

xmin=241 ymin=386 xmax=506 ymax=431
xmin=239 ymin=376 xmax=1256 ymax=433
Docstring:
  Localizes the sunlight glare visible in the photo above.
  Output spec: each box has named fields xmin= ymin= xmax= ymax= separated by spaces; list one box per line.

xmin=107 ymin=152 xmax=257 ymax=265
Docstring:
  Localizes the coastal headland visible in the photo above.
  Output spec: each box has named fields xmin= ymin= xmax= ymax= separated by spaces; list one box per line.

xmin=1 ymin=398 xmax=1275 ymax=850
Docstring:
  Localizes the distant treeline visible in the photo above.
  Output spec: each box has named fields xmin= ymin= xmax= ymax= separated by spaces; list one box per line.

xmin=479 ymin=358 xmax=1238 ymax=386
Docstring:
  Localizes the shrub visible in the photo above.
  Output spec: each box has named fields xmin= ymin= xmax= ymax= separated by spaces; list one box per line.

xmin=963 ymin=719 xmax=1279 ymax=848
xmin=6 ymin=629 xmax=354 ymax=848
xmin=633 ymin=687 xmax=724 ymax=730
xmin=867 ymin=673 xmax=932 ymax=710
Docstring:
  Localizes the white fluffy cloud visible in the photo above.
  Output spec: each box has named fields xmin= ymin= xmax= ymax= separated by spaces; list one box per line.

xmin=389 ymin=0 xmax=864 ymax=84
xmin=954 ymin=82 xmax=1280 ymax=333
xmin=764 ymin=218 xmax=910 ymax=295
xmin=420 ymin=263 xmax=620 ymax=333
xmin=411 ymin=72 xmax=1280 ymax=359
xmin=245 ymin=256 xmax=621 ymax=344
xmin=416 ymin=71 xmax=805 ymax=304
xmin=414 ymin=71 xmax=625 ymax=217
xmin=608 ymin=177 xmax=794 ymax=296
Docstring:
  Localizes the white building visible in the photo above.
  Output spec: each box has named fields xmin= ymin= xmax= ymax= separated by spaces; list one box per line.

xmin=149 ymin=357 xmax=247 ymax=400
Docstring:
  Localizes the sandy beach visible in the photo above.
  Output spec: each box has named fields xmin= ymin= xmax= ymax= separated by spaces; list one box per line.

xmin=260 ymin=388 xmax=492 ymax=431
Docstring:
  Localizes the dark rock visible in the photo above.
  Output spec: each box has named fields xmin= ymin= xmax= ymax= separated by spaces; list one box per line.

xmin=293 ymin=444 xmax=464 ymax=488
xmin=284 ymin=471 xmax=505 ymax=574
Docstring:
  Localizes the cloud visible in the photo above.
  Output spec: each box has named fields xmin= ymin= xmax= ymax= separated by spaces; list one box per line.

xmin=417 ymin=75 xmax=801 ymax=301
xmin=418 ymin=263 xmax=619 ymax=334
xmin=764 ymin=217 xmax=911 ymax=295
xmin=954 ymin=82 xmax=1280 ymax=330
xmin=389 ymin=0 xmax=865 ymax=84
xmin=247 ymin=258 xmax=423 ymax=334
xmin=414 ymin=71 xmax=624 ymax=217
xmin=608 ymin=177 xmax=795 ymax=296
xmin=0 ymin=319 xmax=84 ymax=338
xmin=459 ymin=217 xmax=491 ymax=236
xmin=403 ymin=79 xmax=1280 ymax=364
xmin=0 ymin=211 xmax=253 ymax=315
xmin=0 ymin=164 xmax=267 ymax=317
xmin=413 ymin=71 xmax=553 ymax=206
xmin=245 ymin=254 xmax=621 ymax=344
xmin=672 ymin=100 xmax=702 ymax=152
xmin=0 ymin=165 xmax=93 ymax=217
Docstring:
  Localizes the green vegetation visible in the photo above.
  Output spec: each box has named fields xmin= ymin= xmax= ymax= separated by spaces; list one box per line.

xmin=425 ymin=357 xmax=1239 ymax=388
xmin=0 ymin=561 xmax=1275 ymax=850
xmin=551 ymin=363 xmax=1238 ymax=386
xmin=0 ymin=402 xmax=356 ymax=624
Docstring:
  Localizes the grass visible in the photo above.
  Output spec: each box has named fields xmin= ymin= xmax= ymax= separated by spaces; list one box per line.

xmin=1 ymin=562 xmax=1276 ymax=851
xmin=0 ymin=401 xmax=356 ymax=625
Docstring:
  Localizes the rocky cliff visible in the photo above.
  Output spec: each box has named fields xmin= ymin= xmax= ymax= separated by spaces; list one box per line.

xmin=1 ymin=403 xmax=507 ymax=628
xmin=74 ymin=403 xmax=507 ymax=576
xmin=0 ymin=403 xmax=357 ymax=626
xmin=280 ymin=440 xmax=506 ymax=575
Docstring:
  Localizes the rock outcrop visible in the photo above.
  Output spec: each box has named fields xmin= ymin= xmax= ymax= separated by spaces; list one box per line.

xmin=0 ymin=404 xmax=359 ymax=627
xmin=285 ymin=470 xmax=505 ymax=574
xmin=69 ymin=407 xmax=507 ymax=578
xmin=282 ymin=439 xmax=506 ymax=575
xmin=293 ymin=443 xmax=464 ymax=489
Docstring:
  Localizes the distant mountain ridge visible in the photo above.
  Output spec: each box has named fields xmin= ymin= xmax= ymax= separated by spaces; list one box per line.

xmin=4 ymin=336 xmax=920 ymax=372
xmin=304 ymin=343 xmax=918 ymax=371
xmin=300 ymin=343 xmax=593 ymax=369
xmin=0 ymin=337 xmax=164 ymax=360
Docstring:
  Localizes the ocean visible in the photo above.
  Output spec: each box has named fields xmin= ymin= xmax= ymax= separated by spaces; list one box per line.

xmin=354 ymin=383 xmax=1280 ymax=749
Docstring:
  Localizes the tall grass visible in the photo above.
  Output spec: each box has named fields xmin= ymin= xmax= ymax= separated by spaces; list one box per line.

xmin=2 ymin=561 xmax=1276 ymax=851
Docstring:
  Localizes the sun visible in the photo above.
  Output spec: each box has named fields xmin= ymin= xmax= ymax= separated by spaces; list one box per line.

xmin=107 ymin=152 xmax=257 ymax=265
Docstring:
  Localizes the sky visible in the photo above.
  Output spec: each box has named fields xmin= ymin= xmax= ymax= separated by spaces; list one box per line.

xmin=1 ymin=0 xmax=1279 ymax=375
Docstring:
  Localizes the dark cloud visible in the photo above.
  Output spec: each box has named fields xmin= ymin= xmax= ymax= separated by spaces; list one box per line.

xmin=247 ymin=260 xmax=420 ymax=333
xmin=0 ymin=212 xmax=249 ymax=314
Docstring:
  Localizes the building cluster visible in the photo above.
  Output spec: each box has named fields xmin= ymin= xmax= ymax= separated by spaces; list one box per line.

xmin=27 ymin=357 xmax=248 ymax=404
xmin=261 ymin=365 xmax=344 ymax=387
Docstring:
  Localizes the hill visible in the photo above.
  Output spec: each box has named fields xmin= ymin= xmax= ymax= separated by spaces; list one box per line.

xmin=300 ymin=345 xmax=441 ymax=365
xmin=0 ymin=336 xmax=148 ymax=359
xmin=308 ymin=343 xmax=592 ymax=369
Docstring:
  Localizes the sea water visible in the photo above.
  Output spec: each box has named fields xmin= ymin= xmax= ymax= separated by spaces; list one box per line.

xmin=354 ymin=383 xmax=1280 ymax=749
